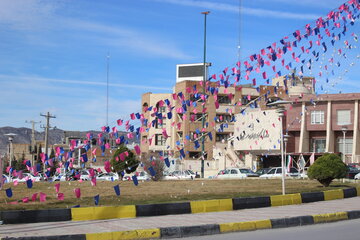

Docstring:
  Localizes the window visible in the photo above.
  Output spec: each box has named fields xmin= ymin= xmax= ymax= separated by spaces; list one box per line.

xmin=311 ymin=111 xmax=324 ymax=124
xmin=218 ymin=95 xmax=231 ymax=104
xmin=190 ymin=113 xmax=207 ymax=122
xmin=230 ymin=169 xmax=237 ymax=174
xmin=337 ymin=110 xmax=351 ymax=125
xmin=276 ymin=168 xmax=282 ymax=174
xmin=337 ymin=138 xmax=353 ymax=154
xmin=155 ymin=134 xmax=166 ymax=146
xmin=216 ymin=133 xmax=230 ymax=142
xmin=188 ymin=151 xmax=207 ymax=159
xmin=310 ymin=139 xmax=326 ymax=153
xmin=155 ymin=117 xmax=166 ymax=129
xmin=158 ymin=106 xmax=166 ymax=113
xmin=216 ymin=114 xmax=232 ymax=123
xmin=241 ymin=96 xmax=257 ymax=105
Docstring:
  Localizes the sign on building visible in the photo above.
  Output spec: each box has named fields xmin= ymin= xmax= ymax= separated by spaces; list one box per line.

xmin=233 ymin=109 xmax=281 ymax=152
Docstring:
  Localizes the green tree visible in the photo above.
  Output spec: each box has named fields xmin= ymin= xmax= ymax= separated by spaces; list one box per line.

xmin=307 ymin=153 xmax=347 ymax=187
xmin=111 ymin=145 xmax=139 ymax=174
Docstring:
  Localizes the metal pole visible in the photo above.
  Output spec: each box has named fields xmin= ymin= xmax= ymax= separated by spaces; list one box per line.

xmin=106 ymin=53 xmax=110 ymax=127
xmin=9 ymin=139 xmax=13 ymax=182
xmin=0 ymin=155 xmax=3 ymax=189
xmin=201 ymin=11 xmax=209 ymax=179
xmin=279 ymin=109 xmax=286 ymax=195
xmin=44 ymin=113 xmax=50 ymax=173
xmin=343 ymin=131 xmax=346 ymax=163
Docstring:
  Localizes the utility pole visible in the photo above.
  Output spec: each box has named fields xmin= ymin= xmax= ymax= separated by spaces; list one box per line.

xmin=201 ymin=11 xmax=210 ymax=179
xmin=26 ymin=120 xmax=41 ymax=167
xmin=40 ymin=112 xmax=56 ymax=173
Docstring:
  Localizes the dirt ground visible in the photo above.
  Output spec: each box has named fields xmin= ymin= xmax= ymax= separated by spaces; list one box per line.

xmin=0 ymin=178 xmax=358 ymax=210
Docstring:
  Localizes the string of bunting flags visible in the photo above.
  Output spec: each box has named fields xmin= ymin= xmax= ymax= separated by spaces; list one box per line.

xmin=2 ymin=0 xmax=360 ymax=206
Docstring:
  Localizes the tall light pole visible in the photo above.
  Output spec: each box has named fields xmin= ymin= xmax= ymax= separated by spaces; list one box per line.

xmin=341 ymin=126 xmax=347 ymax=163
xmin=284 ymin=134 xmax=290 ymax=173
xmin=201 ymin=11 xmax=210 ymax=179
xmin=267 ymin=99 xmax=292 ymax=195
xmin=4 ymin=133 xmax=17 ymax=182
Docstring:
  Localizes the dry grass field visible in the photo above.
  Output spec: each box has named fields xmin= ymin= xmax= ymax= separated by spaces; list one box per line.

xmin=0 ymin=178 xmax=358 ymax=210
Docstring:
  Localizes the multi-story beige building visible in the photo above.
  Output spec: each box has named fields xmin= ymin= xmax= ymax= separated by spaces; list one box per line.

xmin=140 ymin=63 xmax=259 ymax=176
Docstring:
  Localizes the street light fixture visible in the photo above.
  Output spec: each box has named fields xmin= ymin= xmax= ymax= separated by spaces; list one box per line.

xmin=4 ymin=133 xmax=17 ymax=182
xmin=341 ymin=126 xmax=348 ymax=163
xmin=200 ymin=10 xmax=210 ymax=179
xmin=266 ymin=99 xmax=292 ymax=195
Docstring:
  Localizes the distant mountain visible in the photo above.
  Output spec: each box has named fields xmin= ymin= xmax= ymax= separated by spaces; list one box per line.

xmin=0 ymin=126 xmax=139 ymax=155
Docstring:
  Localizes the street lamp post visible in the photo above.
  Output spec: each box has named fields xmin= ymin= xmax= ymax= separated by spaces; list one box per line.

xmin=267 ymin=99 xmax=292 ymax=195
xmin=201 ymin=11 xmax=210 ymax=179
xmin=4 ymin=133 xmax=17 ymax=182
xmin=341 ymin=126 xmax=347 ymax=163
xmin=283 ymin=134 xmax=290 ymax=174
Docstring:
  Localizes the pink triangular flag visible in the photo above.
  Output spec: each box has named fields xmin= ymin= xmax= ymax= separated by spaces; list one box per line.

xmin=57 ymin=193 xmax=64 ymax=201
xmin=74 ymin=188 xmax=81 ymax=198
xmin=91 ymin=177 xmax=97 ymax=186
xmin=134 ymin=145 xmax=141 ymax=155
xmin=32 ymin=193 xmax=38 ymax=201
xmin=54 ymin=183 xmax=60 ymax=193
xmin=39 ymin=192 xmax=47 ymax=202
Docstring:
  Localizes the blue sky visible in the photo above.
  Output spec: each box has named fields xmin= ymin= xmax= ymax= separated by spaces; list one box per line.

xmin=0 ymin=0 xmax=358 ymax=131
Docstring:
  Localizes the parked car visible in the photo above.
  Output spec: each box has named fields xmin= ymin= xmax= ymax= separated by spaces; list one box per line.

xmin=354 ymin=172 xmax=360 ymax=180
xmin=1 ymin=174 xmax=10 ymax=184
xmin=163 ymin=170 xmax=197 ymax=180
xmin=136 ymin=171 xmax=150 ymax=181
xmin=346 ymin=166 xmax=360 ymax=179
xmin=299 ymin=167 xmax=309 ymax=179
xmin=259 ymin=167 xmax=299 ymax=179
xmin=53 ymin=173 xmax=67 ymax=182
xmin=255 ymin=168 xmax=270 ymax=176
xmin=13 ymin=173 xmax=43 ymax=182
xmin=216 ymin=168 xmax=258 ymax=179
xmin=97 ymin=172 xmax=119 ymax=181
xmin=80 ymin=170 xmax=91 ymax=181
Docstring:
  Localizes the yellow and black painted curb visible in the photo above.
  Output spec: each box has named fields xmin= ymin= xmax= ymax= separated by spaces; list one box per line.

xmin=1 ymin=187 xmax=359 ymax=224
xmin=3 ymin=210 xmax=360 ymax=240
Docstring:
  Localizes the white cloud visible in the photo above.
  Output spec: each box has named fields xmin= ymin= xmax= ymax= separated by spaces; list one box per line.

xmin=0 ymin=0 xmax=60 ymax=31
xmin=155 ymin=0 xmax=320 ymax=20
xmin=65 ymin=19 xmax=193 ymax=60
xmin=0 ymin=74 xmax=172 ymax=91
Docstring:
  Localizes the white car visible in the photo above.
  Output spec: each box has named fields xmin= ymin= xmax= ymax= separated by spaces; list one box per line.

xmin=97 ymin=172 xmax=119 ymax=181
xmin=259 ymin=167 xmax=299 ymax=179
xmin=216 ymin=168 xmax=257 ymax=179
xmin=1 ymin=174 xmax=10 ymax=184
xmin=354 ymin=172 xmax=360 ymax=180
xmin=137 ymin=171 xmax=150 ymax=181
xmin=162 ymin=170 xmax=197 ymax=180
xmin=13 ymin=173 xmax=43 ymax=182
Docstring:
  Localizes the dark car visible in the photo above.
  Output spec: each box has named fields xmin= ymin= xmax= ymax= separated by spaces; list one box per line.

xmin=255 ymin=168 xmax=270 ymax=176
xmin=346 ymin=166 xmax=360 ymax=179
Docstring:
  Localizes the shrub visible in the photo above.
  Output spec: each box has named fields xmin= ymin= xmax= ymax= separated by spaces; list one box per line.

xmin=307 ymin=153 xmax=347 ymax=187
xmin=141 ymin=153 xmax=165 ymax=181
xmin=111 ymin=145 xmax=139 ymax=174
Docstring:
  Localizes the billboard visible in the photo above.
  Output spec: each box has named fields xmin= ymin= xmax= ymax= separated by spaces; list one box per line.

xmin=233 ymin=109 xmax=281 ymax=152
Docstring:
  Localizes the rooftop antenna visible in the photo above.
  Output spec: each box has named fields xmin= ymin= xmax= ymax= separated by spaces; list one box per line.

xmin=106 ymin=52 xmax=110 ymax=127
xmin=238 ymin=0 xmax=243 ymax=63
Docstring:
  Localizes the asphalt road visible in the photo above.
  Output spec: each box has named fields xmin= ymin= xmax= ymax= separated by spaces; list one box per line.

xmin=0 ymin=197 xmax=359 ymax=238
xmin=183 ymin=218 xmax=360 ymax=240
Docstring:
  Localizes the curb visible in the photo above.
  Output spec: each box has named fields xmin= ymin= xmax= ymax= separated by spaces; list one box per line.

xmin=1 ymin=187 xmax=359 ymax=224
xmin=3 ymin=210 xmax=360 ymax=240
